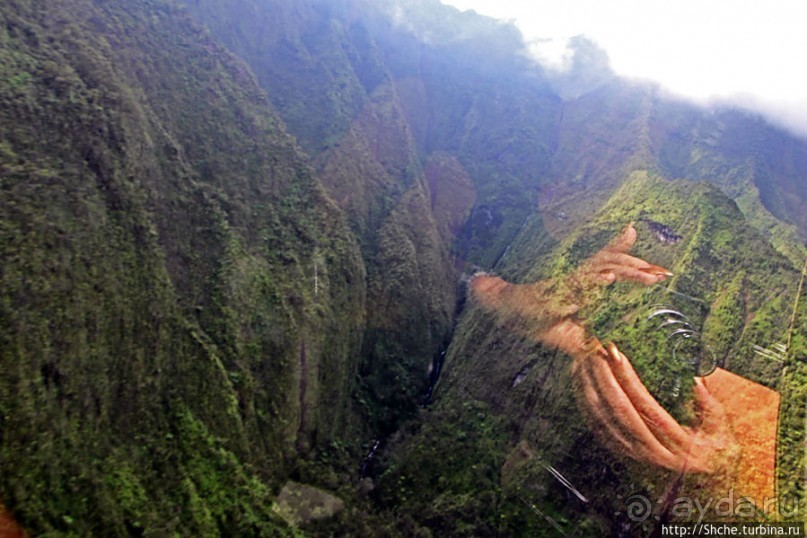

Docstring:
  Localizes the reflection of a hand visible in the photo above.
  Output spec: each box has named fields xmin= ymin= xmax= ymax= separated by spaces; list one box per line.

xmin=472 ymin=223 xmax=781 ymax=512
xmin=578 ymin=347 xmax=781 ymax=511
xmin=470 ymin=224 xmax=738 ymax=477
xmin=572 ymin=223 xmax=672 ymax=289
xmin=574 ymin=342 xmax=739 ymax=475
xmin=471 ymin=223 xmax=671 ymax=357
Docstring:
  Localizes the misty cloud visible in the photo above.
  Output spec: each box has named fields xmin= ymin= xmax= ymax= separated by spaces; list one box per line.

xmin=441 ymin=0 xmax=807 ymax=140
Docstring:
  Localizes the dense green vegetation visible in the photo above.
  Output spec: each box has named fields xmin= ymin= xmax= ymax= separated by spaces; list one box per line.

xmin=0 ymin=0 xmax=366 ymax=534
xmin=1 ymin=0 xmax=805 ymax=535
xmin=392 ymin=173 xmax=806 ymax=534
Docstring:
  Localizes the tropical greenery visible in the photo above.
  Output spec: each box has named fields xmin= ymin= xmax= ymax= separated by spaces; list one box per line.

xmin=1 ymin=0 xmax=804 ymax=535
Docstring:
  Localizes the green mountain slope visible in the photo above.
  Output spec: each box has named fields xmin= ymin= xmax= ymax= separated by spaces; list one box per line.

xmin=1 ymin=0 xmax=806 ymax=534
xmin=541 ymin=80 xmax=807 ymax=266
xmin=181 ymin=0 xmax=807 ymax=439
xmin=381 ymin=173 xmax=805 ymax=534
xmin=1 ymin=0 xmax=365 ymax=534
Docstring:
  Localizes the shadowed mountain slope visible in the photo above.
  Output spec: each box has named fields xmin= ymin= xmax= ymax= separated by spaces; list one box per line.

xmin=1 ymin=0 xmax=805 ymax=534
xmin=1 ymin=0 xmax=365 ymax=534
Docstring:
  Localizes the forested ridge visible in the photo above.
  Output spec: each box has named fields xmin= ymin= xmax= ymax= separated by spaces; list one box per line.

xmin=1 ymin=0 xmax=804 ymax=535
xmin=1 ymin=0 xmax=365 ymax=534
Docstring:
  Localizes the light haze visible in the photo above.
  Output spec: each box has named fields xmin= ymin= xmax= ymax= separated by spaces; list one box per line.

xmin=441 ymin=0 xmax=807 ymax=138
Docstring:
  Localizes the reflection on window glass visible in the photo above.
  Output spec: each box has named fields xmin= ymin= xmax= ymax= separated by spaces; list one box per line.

xmin=472 ymin=205 xmax=802 ymax=531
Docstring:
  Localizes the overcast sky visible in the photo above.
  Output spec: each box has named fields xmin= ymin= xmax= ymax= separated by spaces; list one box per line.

xmin=441 ymin=0 xmax=807 ymax=138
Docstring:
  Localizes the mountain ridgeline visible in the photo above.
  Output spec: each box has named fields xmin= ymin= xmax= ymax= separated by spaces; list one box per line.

xmin=0 ymin=0 xmax=804 ymax=535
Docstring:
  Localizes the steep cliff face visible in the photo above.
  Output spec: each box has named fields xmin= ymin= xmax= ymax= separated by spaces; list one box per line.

xmin=186 ymin=0 xmax=807 ymax=270
xmin=1 ymin=0 xmax=806 ymax=534
xmin=173 ymin=10 xmax=806 ymax=532
xmin=0 ymin=0 xmax=365 ymax=534
xmin=183 ymin=0 xmax=567 ymax=436
xmin=184 ymin=0 xmax=480 ymax=432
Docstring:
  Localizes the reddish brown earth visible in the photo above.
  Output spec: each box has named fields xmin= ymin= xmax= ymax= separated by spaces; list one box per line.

xmin=0 ymin=503 xmax=27 ymax=538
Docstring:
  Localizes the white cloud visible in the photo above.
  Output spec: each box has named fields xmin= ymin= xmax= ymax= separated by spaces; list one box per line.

xmin=441 ymin=0 xmax=807 ymax=137
xmin=525 ymin=37 xmax=574 ymax=70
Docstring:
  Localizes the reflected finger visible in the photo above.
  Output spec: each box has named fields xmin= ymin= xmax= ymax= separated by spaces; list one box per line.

xmin=605 ymin=223 xmax=637 ymax=253
xmin=606 ymin=343 xmax=692 ymax=452
xmin=608 ymin=266 xmax=669 ymax=286
xmin=693 ymin=377 xmax=727 ymax=435
xmin=470 ymin=274 xmax=507 ymax=307
xmin=573 ymin=355 xmax=638 ymax=458
xmin=584 ymin=350 xmax=681 ymax=469
xmin=594 ymin=251 xmax=654 ymax=269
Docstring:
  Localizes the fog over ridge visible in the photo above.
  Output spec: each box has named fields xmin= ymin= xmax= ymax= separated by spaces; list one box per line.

xmin=440 ymin=0 xmax=807 ymax=140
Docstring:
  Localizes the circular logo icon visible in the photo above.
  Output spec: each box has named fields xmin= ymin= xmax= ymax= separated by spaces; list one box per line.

xmin=624 ymin=493 xmax=652 ymax=522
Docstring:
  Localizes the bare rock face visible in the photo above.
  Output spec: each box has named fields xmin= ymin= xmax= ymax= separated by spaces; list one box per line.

xmin=274 ymin=481 xmax=345 ymax=527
